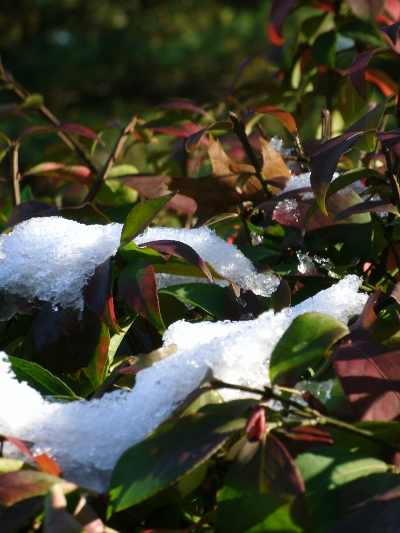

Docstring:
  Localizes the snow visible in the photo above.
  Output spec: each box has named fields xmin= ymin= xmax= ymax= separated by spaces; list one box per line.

xmin=0 ymin=218 xmax=279 ymax=321
xmin=0 ymin=275 xmax=367 ymax=493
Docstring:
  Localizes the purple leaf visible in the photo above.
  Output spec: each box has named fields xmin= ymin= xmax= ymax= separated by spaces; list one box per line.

xmin=380 ymin=21 xmax=400 ymax=45
xmin=185 ymin=127 xmax=208 ymax=152
xmin=335 ymin=200 xmax=399 ymax=220
xmin=5 ymin=201 xmax=59 ymax=230
xmin=377 ymin=128 xmax=400 ymax=156
xmin=268 ymin=0 xmax=297 ymax=44
xmin=310 ymin=132 xmax=363 ymax=214
xmin=16 ymin=124 xmax=105 ymax=145
xmin=334 ymin=341 xmax=400 ymax=421
xmin=349 ymin=50 xmax=376 ymax=99
xmin=141 ymin=240 xmax=213 ymax=282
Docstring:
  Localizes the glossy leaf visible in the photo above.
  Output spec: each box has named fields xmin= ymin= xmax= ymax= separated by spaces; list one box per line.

xmin=334 ymin=341 xmax=400 ymax=421
xmin=23 ymin=162 xmax=94 ymax=186
xmin=0 ymin=471 xmax=76 ymax=506
xmin=380 ymin=21 xmax=400 ymax=45
xmin=109 ymin=409 xmax=247 ymax=514
xmin=185 ymin=121 xmax=233 ymax=152
xmin=270 ymin=312 xmax=349 ymax=386
xmin=59 ymin=203 xmax=110 ymax=225
xmin=217 ymin=435 xmax=308 ymax=533
xmin=156 ymin=100 xmax=211 ymax=117
xmin=97 ymin=179 xmax=138 ymax=206
xmin=82 ymin=323 xmax=111 ymax=390
xmin=335 ymin=200 xmax=399 ymax=221
xmin=310 ymin=132 xmax=363 ymax=214
xmin=268 ymin=0 xmax=297 ymax=45
xmin=311 ymin=30 xmax=336 ymax=69
xmin=85 ymin=259 xmax=122 ymax=334
xmin=8 ymin=356 xmax=78 ymax=400
xmin=118 ymin=259 xmax=165 ymax=331
xmin=119 ymin=192 xmax=176 ymax=247
xmin=295 ymin=447 xmax=388 ymax=533
xmin=5 ymin=201 xmax=59 ymax=231
xmin=346 ymin=95 xmax=395 ymax=134
xmin=159 ymin=283 xmax=227 ymax=319
xmin=142 ymin=240 xmax=213 ymax=282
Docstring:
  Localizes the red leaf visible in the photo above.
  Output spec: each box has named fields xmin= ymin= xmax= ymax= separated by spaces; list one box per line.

xmin=344 ymin=0 xmax=387 ymax=21
xmin=377 ymin=128 xmax=400 ymax=156
xmin=268 ymin=0 xmax=297 ymax=45
xmin=349 ymin=50 xmax=376 ymax=99
xmin=185 ymin=127 xmax=208 ymax=152
xmin=252 ymin=105 xmax=297 ymax=135
xmin=245 ymin=406 xmax=266 ymax=441
xmin=310 ymin=132 xmax=363 ymax=214
xmin=302 ymin=391 xmax=329 ymax=415
xmin=282 ymin=426 xmax=333 ymax=444
xmin=33 ymin=454 xmax=62 ymax=477
xmin=334 ymin=341 xmax=400 ymax=421
xmin=118 ymin=259 xmax=165 ymax=330
xmin=141 ymin=240 xmax=213 ymax=282
xmin=365 ymin=68 xmax=398 ymax=98
xmin=5 ymin=200 xmax=59 ymax=230
xmin=348 ymin=289 xmax=381 ymax=341
xmin=23 ymin=162 xmax=94 ymax=186
xmin=0 ymin=434 xmax=34 ymax=460
xmin=17 ymin=124 xmax=105 ymax=145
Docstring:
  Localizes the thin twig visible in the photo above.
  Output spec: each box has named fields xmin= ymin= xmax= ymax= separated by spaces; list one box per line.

xmin=212 ymin=379 xmax=400 ymax=453
xmin=321 ymin=109 xmax=331 ymax=143
xmin=9 ymin=142 xmax=20 ymax=207
xmin=0 ymin=67 xmax=99 ymax=174
xmin=84 ymin=116 xmax=137 ymax=204
xmin=229 ymin=111 xmax=272 ymax=198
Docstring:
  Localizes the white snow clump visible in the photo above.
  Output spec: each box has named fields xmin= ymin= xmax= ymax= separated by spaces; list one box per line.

xmin=0 ymin=217 xmax=279 ymax=322
xmin=0 ymin=275 xmax=367 ymax=493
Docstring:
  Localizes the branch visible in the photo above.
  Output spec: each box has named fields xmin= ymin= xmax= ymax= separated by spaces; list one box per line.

xmin=84 ymin=116 xmax=137 ymax=204
xmin=8 ymin=142 xmax=20 ymax=207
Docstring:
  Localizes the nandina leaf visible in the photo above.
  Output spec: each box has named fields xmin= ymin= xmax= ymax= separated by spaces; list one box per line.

xmin=23 ymin=162 xmax=94 ymax=186
xmin=33 ymin=305 xmax=103 ymax=374
xmin=0 ymin=496 xmax=44 ymax=532
xmin=252 ymin=105 xmax=297 ymax=135
xmin=245 ymin=406 xmax=266 ymax=441
xmin=120 ymin=175 xmax=197 ymax=214
xmin=217 ymin=434 xmax=308 ymax=533
xmin=118 ymin=259 xmax=165 ymax=331
xmin=270 ymin=279 xmax=291 ymax=312
xmin=335 ymin=200 xmax=399 ymax=220
xmin=310 ymin=132 xmax=363 ymax=214
xmin=0 ymin=471 xmax=76 ymax=506
xmin=185 ymin=121 xmax=233 ymax=152
xmin=120 ymin=192 xmax=177 ymax=247
xmin=5 ymin=201 xmax=59 ymax=230
xmin=270 ymin=312 xmax=349 ymax=386
xmin=377 ymin=128 xmax=400 ymax=157
xmin=0 ymin=434 xmax=34 ymax=461
xmin=296 ymin=447 xmax=387 ymax=533
xmin=156 ymin=100 xmax=211 ymax=117
xmin=85 ymin=259 xmax=122 ymax=334
xmin=344 ymin=0 xmax=387 ymax=21
xmin=365 ymin=68 xmax=398 ymax=97
xmin=334 ymin=341 xmax=400 ymax=421
xmin=339 ymin=472 xmax=400 ymax=514
xmin=311 ymin=30 xmax=336 ymax=69
xmin=224 ymin=285 xmax=261 ymax=321
xmin=142 ymin=240 xmax=213 ymax=282
xmin=349 ymin=49 xmax=388 ymax=98
xmin=268 ymin=0 xmax=297 ymax=45
xmin=0 ymin=105 xmax=30 ymax=122
xmin=109 ymin=407 xmax=247 ymax=514
xmin=380 ymin=21 xmax=400 ymax=45
xmin=139 ymin=121 xmax=204 ymax=140
xmin=59 ymin=203 xmax=110 ymax=225
xmin=16 ymin=123 xmax=105 ymax=145
xmin=8 ymin=356 xmax=78 ymax=400
xmin=280 ymin=426 xmax=333 ymax=444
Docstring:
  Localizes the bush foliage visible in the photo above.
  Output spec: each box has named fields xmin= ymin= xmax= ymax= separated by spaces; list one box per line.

xmin=2 ymin=0 xmax=400 ymax=531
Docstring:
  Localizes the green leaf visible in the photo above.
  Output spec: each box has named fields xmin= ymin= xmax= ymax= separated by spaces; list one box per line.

xmin=107 ymin=164 xmax=138 ymax=178
xmin=20 ymin=93 xmax=44 ymax=108
xmin=119 ymin=192 xmax=176 ymax=247
xmin=269 ymin=313 xmax=349 ymax=385
xmin=118 ymin=259 xmax=165 ymax=331
xmin=0 ymin=458 xmax=24 ymax=475
xmin=0 ymin=471 xmax=77 ymax=506
xmin=295 ymin=447 xmax=388 ymax=533
xmin=108 ymin=409 xmax=247 ymax=514
xmin=218 ymin=435 xmax=309 ymax=533
xmin=159 ymin=283 xmax=227 ymax=319
xmin=312 ymin=30 xmax=337 ymax=69
xmin=96 ymin=179 xmax=138 ymax=206
xmin=8 ymin=356 xmax=78 ymax=400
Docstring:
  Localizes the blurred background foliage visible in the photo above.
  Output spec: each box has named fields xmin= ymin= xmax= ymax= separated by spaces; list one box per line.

xmin=0 ymin=0 xmax=272 ymax=124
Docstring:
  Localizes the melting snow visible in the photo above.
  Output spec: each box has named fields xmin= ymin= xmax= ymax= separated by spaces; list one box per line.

xmin=0 ymin=274 xmax=367 ymax=492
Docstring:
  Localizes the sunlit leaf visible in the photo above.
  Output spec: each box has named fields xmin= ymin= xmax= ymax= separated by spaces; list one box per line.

xmin=159 ymin=283 xmax=227 ymax=319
